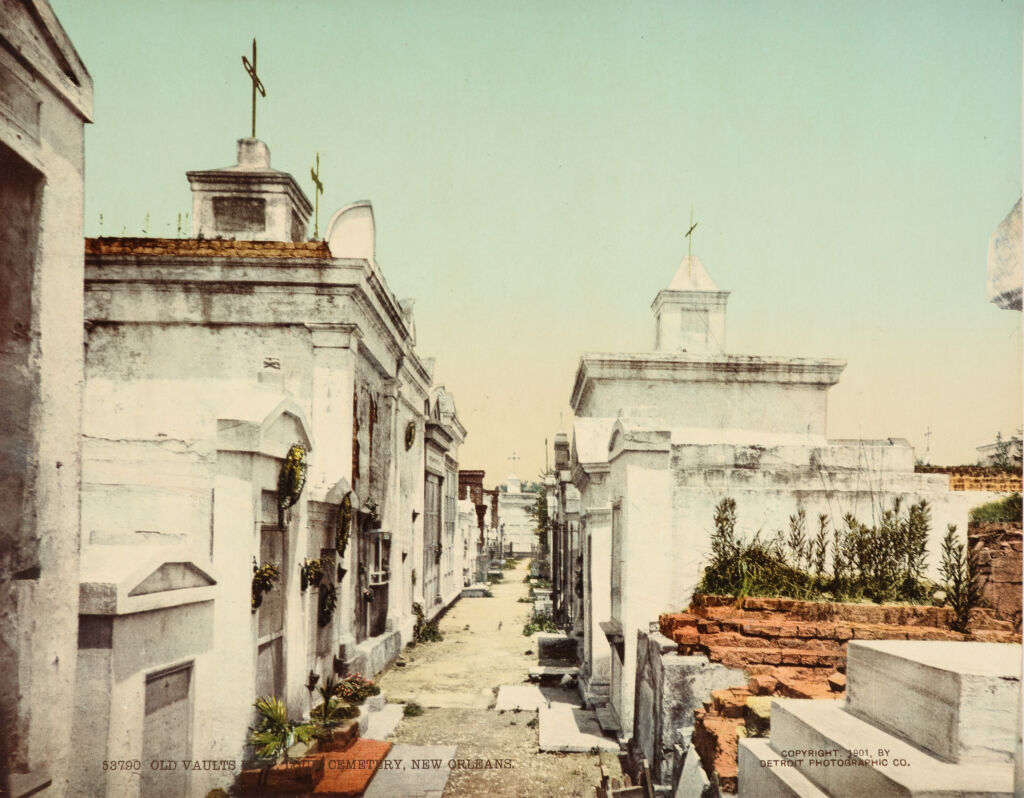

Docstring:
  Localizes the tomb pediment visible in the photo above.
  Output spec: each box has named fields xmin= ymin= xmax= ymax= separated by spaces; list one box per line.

xmin=128 ymin=562 xmax=216 ymax=597
xmin=326 ymin=201 xmax=375 ymax=261
xmin=80 ymin=547 xmax=219 ymax=616
xmin=2 ymin=0 xmax=93 ymax=121
xmin=217 ymin=393 xmax=312 ymax=457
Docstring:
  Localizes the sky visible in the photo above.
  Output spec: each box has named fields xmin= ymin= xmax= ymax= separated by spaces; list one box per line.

xmin=52 ymin=0 xmax=1022 ymax=483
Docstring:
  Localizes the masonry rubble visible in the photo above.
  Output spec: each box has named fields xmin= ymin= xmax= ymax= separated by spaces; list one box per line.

xmin=551 ymin=247 xmax=1016 ymax=753
xmin=70 ymin=135 xmax=469 ymax=796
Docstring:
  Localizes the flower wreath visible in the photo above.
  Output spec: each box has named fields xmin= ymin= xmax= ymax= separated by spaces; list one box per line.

xmin=277 ymin=442 xmax=308 ymax=526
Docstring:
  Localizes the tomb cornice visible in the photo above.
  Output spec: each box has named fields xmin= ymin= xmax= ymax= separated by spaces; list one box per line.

xmin=651 ymin=289 xmax=730 ymax=313
xmin=573 ymin=352 xmax=846 ymax=398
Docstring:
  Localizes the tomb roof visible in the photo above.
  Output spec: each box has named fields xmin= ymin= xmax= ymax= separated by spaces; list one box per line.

xmin=86 ymin=237 xmax=330 ymax=259
xmin=668 ymin=255 xmax=717 ymax=291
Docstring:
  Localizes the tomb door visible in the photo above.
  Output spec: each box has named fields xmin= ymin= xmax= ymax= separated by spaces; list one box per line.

xmin=423 ymin=474 xmax=441 ymax=605
xmin=141 ymin=664 xmax=193 ymax=798
xmin=255 ymin=521 xmax=286 ymax=699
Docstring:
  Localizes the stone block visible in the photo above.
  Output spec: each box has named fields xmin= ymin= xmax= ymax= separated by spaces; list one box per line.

xmin=537 ymin=632 xmax=580 ymax=664
xmin=846 ymin=640 xmax=1021 ymax=765
xmin=769 ymin=698 xmax=1015 ymax=797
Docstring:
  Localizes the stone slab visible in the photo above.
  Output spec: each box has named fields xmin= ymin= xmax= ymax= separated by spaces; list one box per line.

xmin=361 ymin=744 xmax=456 ymax=798
xmin=493 ymin=684 xmax=571 ymax=712
xmin=738 ymin=738 xmax=827 ymax=798
xmin=528 ymin=665 xmax=579 ymax=681
xmin=847 ymin=640 xmax=1021 ymax=765
xmin=596 ymin=706 xmax=620 ymax=732
xmin=538 ymin=702 xmax=619 ymax=752
xmin=673 ymin=741 xmax=710 ymax=798
xmin=365 ymin=703 xmax=404 ymax=740
xmin=770 ymin=698 xmax=1014 ymax=797
xmin=461 ymin=583 xmax=492 ymax=598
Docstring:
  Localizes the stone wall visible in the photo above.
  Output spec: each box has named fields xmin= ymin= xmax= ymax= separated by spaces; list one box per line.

xmin=969 ymin=522 xmax=1022 ymax=628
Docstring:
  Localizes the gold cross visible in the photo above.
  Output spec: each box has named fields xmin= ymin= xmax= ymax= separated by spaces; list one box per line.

xmin=242 ymin=38 xmax=266 ymax=138
xmin=310 ymin=152 xmax=324 ymax=238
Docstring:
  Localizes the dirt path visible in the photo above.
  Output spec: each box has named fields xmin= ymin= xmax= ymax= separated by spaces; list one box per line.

xmin=375 ymin=560 xmax=614 ymax=797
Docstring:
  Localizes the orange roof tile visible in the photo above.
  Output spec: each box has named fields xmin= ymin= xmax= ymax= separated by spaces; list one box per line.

xmin=85 ymin=237 xmax=331 ymax=259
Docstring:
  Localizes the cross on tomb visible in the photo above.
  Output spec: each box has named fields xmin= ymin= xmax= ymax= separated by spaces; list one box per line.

xmin=310 ymin=152 xmax=324 ymax=238
xmin=508 ymin=452 xmax=520 ymax=470
xmin=241 ymin=38 xmax=266 ymax=139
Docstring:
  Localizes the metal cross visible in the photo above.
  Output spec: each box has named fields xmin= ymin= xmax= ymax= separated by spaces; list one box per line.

xmin=242 ymin=38 xmax=266 ymax=138
xmin=508 ymin=452 xmax=520 ymax=468
xmin=685 ymin=205 xmax=698 ymax=260
xmin=924 ymin=426 xmax=932 ymax=453
xmin=310 ymin=152 xmax=324 ymax=238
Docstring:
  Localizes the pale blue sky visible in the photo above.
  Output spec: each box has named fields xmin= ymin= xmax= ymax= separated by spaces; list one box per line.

xmin=53 ymin=0 xmax=1022 ymax=481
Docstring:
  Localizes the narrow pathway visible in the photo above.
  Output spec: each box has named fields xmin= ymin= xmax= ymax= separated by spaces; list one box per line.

xmin=373 ymin=560 xmax=612 ymax=797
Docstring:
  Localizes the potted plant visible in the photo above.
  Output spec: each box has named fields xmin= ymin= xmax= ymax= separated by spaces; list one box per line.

xmin=239 ymin=696 xmax=322 ymax=792
xmin=309 ymin=676 xmax=360 ymax=752
xmin=334 ymin=673 xmax=381 ymax=706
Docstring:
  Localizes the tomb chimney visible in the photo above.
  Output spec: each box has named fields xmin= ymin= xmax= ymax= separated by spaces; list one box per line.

xmin=186 ymin=138 xmax=313 ymax=241
xmin=651 ymin=254 xmax=730 ymax=354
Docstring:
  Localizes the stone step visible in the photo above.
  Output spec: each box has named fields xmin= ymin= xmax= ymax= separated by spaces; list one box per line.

xmin=365 ymin=703 xmax=404 ymax=740
xmin=528 ymin=665 xmax=579 ymax=682
xmin=595 ymin=706 xmax=620 ymax=733
xmin=738 ymin=738 xmax=829 ymax=798
xmin=846 ymin=640 xmax=1021 ymax=766
xmin=768 ymin=698 xmax=1014 ymax=797
xmin=538 ymin=702 xmax=619 ymax=753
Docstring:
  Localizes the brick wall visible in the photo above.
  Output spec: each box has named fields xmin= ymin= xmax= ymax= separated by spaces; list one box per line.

xmin=914 ymin=465 xmax=1022 ymax=492
xmin=969 ymin=522 xmax=1022 ymax=629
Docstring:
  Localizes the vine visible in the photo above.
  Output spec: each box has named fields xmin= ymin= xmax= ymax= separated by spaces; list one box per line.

xmin=335 ymin=492 xmax=352 ymax=555
xmin=405 ymin=421 xmax=416 ymax=450
xmin=277 ymin=443 xmax=308 ymax=527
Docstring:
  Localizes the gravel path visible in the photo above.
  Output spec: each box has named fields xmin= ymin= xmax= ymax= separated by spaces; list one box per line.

xmin=375 ymin=560 xmax=619 ymax=797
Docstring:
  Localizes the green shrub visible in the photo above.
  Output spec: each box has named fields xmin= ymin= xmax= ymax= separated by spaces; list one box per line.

xmin=522 ymin=611 xmax=558 ymax=636
xmin=695 ymin=497 xmax=936 ymax=605
xmin=938 ymin=524 xmax=980 ymax=632
xmin=412 ymin=602 xmax=443 ymax=643
xmin=969 ymin=493 xmax=1022 ymax=524
xmin=403 ymin=701 xmax=425 ymax=718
